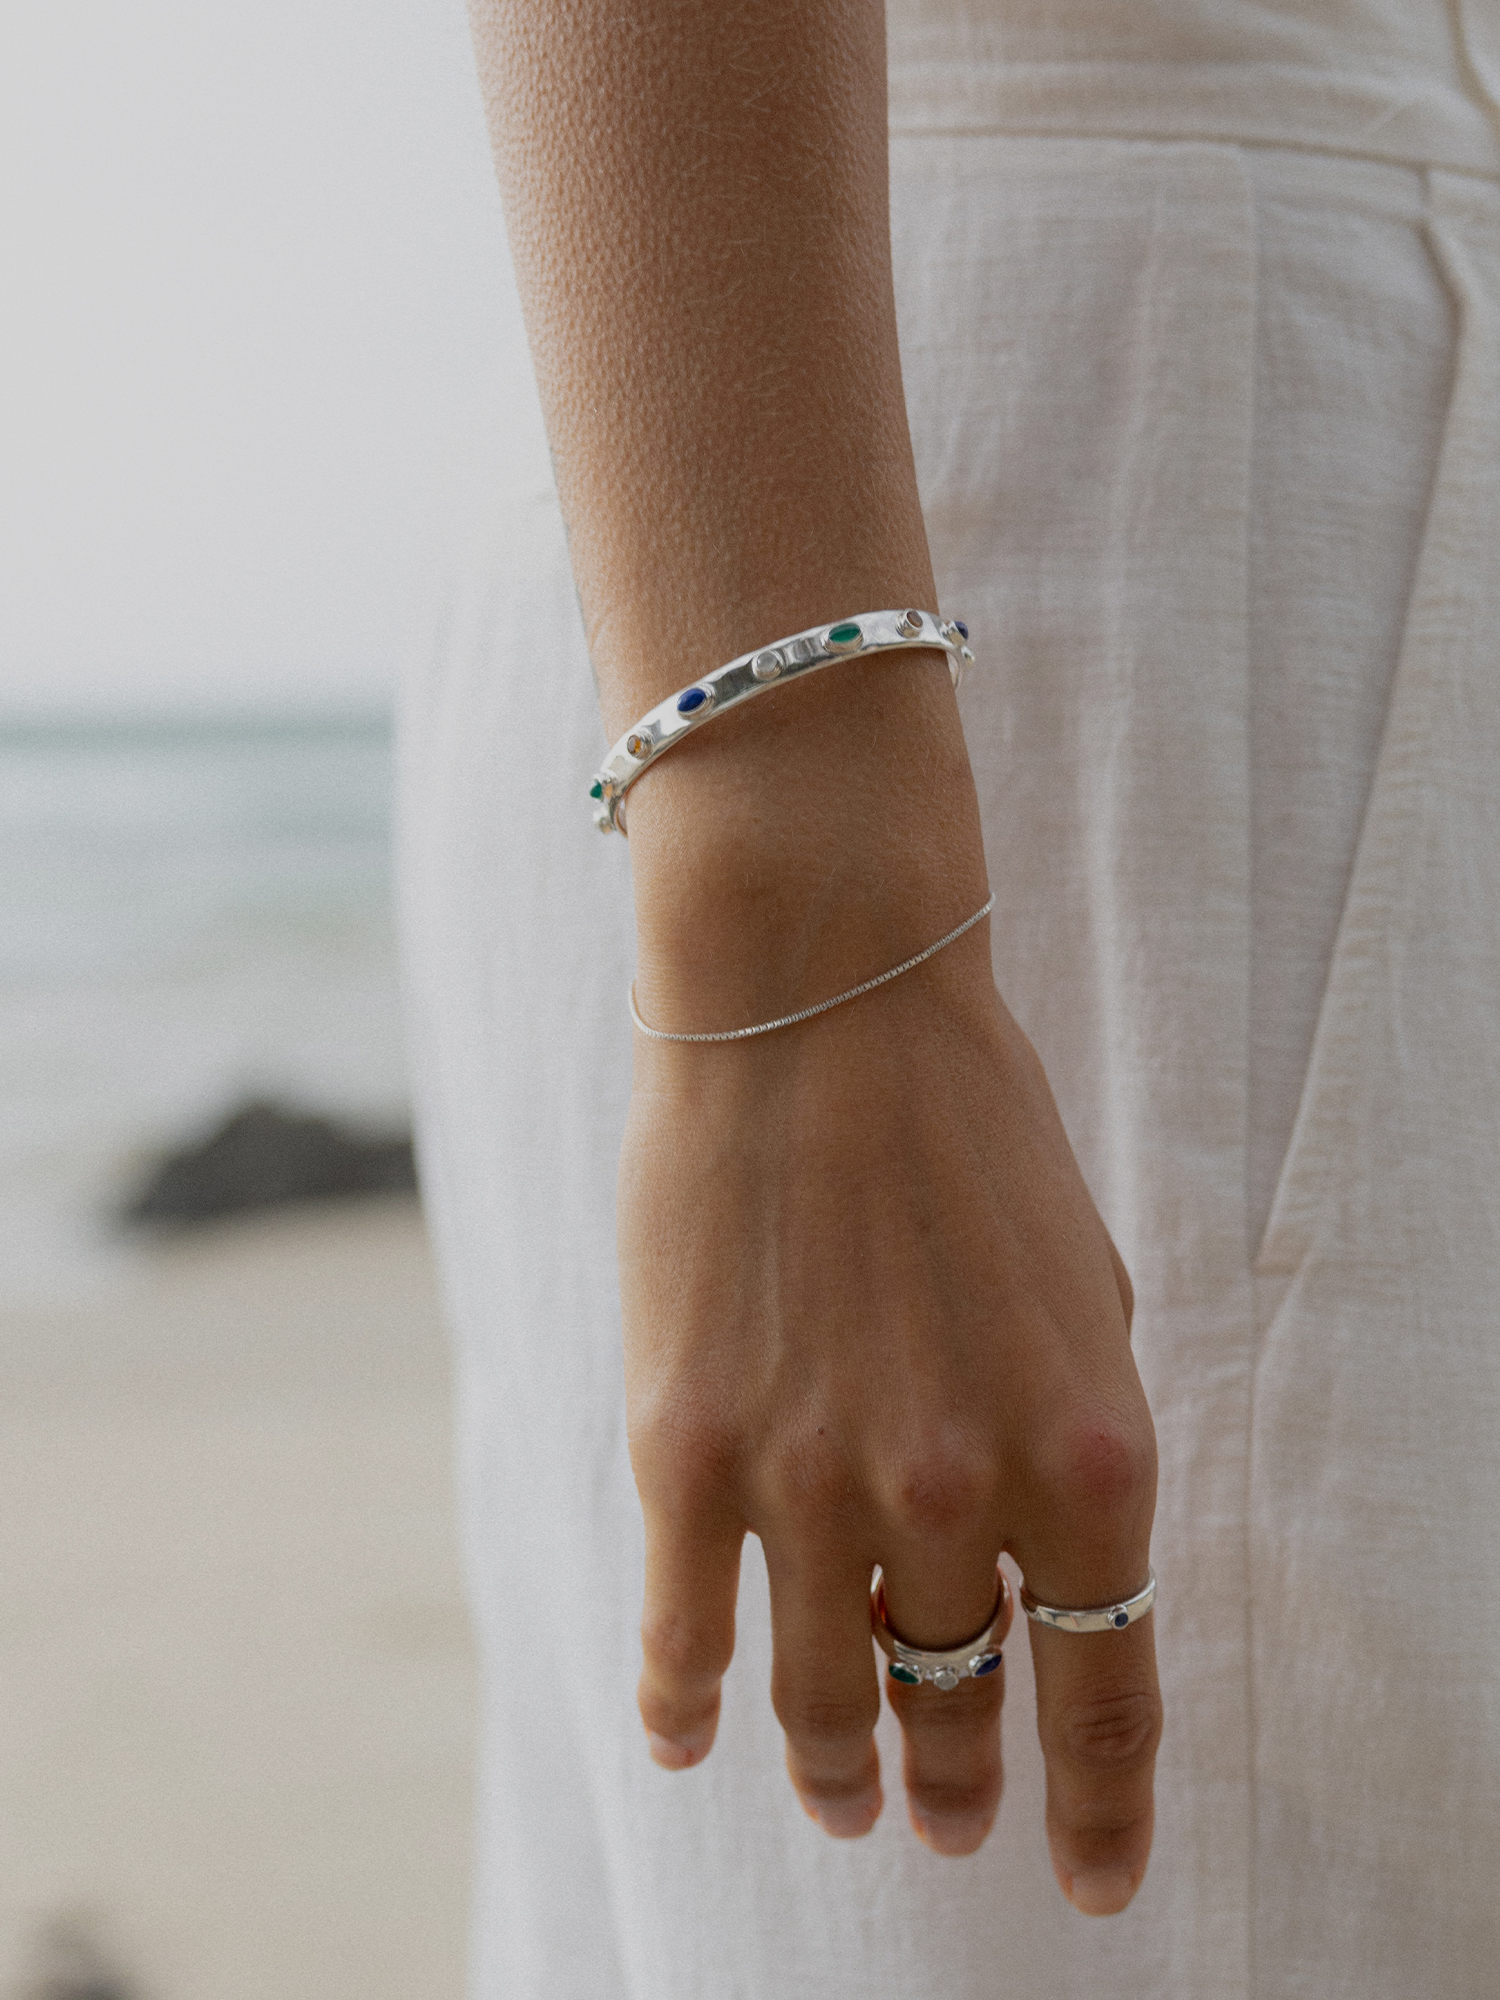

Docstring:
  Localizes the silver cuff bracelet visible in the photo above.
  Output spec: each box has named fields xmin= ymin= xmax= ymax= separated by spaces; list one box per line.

xmin=589 ymin=608 xmax=973 ymax=833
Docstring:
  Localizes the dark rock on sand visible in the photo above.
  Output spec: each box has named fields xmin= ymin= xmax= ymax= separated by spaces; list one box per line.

xmin=22 ymin=1918 xmax=138 ymax=2000
xmin=122 ymin=1099 xmax=418 ymax=1226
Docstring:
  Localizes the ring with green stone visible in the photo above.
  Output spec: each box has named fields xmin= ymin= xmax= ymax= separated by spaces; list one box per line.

xmin=870 ymin=1566 xmax=1011 ymax=1693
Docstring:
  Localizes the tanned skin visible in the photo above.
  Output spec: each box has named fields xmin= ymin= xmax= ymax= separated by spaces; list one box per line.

xmin=471 ymin=0 xmax=1160 ymax=1903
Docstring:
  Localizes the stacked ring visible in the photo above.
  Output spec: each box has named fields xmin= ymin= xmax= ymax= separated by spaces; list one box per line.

xmin=1019 ymin=1568 xmax=1156 ymax=1634
xmin=870 ymin=1567 xmax=1013 ymax=1692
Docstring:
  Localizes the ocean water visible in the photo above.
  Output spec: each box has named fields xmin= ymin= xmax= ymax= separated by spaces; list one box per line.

xmin=0 ymin=715 xmax=411 ymax=1306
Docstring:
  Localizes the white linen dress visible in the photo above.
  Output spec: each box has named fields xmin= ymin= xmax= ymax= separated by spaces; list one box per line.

xmin=398 ymin=3 xmax=1500 ymax=1993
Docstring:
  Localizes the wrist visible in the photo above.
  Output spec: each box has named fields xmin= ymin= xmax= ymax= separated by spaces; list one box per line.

xmin=624 ymin=648 xmax=991 ymax=1034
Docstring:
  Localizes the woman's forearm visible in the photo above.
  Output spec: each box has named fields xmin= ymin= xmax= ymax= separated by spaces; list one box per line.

xmin=471 ymin=0 xmax=989 ymax=1025
xmin=474 ymin=0 xmax=929 ymax=716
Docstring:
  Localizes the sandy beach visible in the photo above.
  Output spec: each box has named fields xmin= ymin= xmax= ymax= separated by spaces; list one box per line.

xmin=0 ymin=1197 xmax=476 ymax=2000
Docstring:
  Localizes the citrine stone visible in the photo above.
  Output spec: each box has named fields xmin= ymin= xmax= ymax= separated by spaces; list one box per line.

xmin=888 ymin=1661 xmax=921 ymax=1686
xmin=827 ymin=622 xmax=863 ymax=650
xmin=627 ymin=733 xmax=650 ymax=758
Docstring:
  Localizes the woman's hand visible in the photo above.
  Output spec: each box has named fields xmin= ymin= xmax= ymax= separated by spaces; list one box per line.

xmin=619 ymin=900 xmax=1161 ymax=1911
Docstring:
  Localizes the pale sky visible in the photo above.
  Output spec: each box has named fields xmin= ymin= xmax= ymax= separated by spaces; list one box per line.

xmin=0 ymin=0 xmax=547 ymax=716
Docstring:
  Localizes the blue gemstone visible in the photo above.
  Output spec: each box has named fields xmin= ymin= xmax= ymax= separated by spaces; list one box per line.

xmin=954 ymin=620 xmax=969 ymax=641
xmin=972 ymin=1652 xmax=1002 ymax=1676
xmin=1112 ymin=1610 xmax=1129 ymax=1628
xmin=676 ymin=687 xmax=708 ymax=714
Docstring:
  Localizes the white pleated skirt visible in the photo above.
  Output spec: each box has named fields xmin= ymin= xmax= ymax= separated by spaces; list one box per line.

xmin=398 ymin=87 xmax=1500 ymax=2000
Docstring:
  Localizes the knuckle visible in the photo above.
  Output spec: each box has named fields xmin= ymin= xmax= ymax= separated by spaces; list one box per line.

xmin=889 ymin=1674 xmax=1003 ymax=1731
xmin=774 ymin=1687 xmax=880 ymax=1748
xmin=1033 ymin=1410 xmax=1156 ymax=1525
xmin=907 ymin=1768 xmax=1000 ymax=1821
xmin=878 ymin=1433 xmax=995 ymax=1538
xmin=631 ymin=1398 xmax=740 ymax=1516
xmin=1048 ymin=1686 xmax=1162 ymax=1775
xmin=640 ymin=1607 xmax=731 ymax=1687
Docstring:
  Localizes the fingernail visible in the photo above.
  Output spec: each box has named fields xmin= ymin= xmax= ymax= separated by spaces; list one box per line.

xmin=804 ymin=1785 xmax=882 ymax=1839
xmin=1065 ymin=1865 xmax=1138 ymax=1916
xmin=910 ymin=1808 xmax=993 ymax=1857
xmin=646 ymin=1731 xmax=708 ymax=1770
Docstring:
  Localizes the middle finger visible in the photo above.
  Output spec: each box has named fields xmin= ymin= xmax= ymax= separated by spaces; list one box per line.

xmin=878 ymin=1553 xmax=1013 ymax=1855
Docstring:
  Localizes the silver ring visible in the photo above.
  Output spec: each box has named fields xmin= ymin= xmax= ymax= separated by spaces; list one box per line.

xmin=1018 ymin=1567 xmax=1156 ymax=1634
xmin=870 ymin=1567 xmax=1012 ymax=1692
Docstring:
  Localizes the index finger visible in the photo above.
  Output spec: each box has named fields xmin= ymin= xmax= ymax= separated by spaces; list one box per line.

xmin=1027 ymin=1591 xmax=1162 ymax=1915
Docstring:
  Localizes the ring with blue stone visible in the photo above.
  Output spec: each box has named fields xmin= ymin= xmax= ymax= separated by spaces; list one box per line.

xmin=870 ymin=1566 xmax=1012 ymax=1693
xmin=1018 ymin=1567 xmax=1156 ymax=1635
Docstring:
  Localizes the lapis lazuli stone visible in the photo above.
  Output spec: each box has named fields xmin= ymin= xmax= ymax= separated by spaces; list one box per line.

xmin=1112 ymin=1610 xmax=1129 ymax=1628
xmin=972 ymin=1652 xmax=1002 ymax=1676
xmin=888 ymin=1661 xmax=921 ymax=1686
xmin=954 ymin=620 xmax=969 ymax=641
xmin=677 ymin=687 xmax=708 ymax=714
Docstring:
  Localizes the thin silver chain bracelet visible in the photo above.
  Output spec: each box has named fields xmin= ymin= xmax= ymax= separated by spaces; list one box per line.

xmin=629 ymin=892 xmax=994 ymax=1043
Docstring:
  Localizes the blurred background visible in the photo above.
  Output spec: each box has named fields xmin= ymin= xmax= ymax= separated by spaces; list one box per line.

xmin=0 ymin=3 xmax=531 ymax=1993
